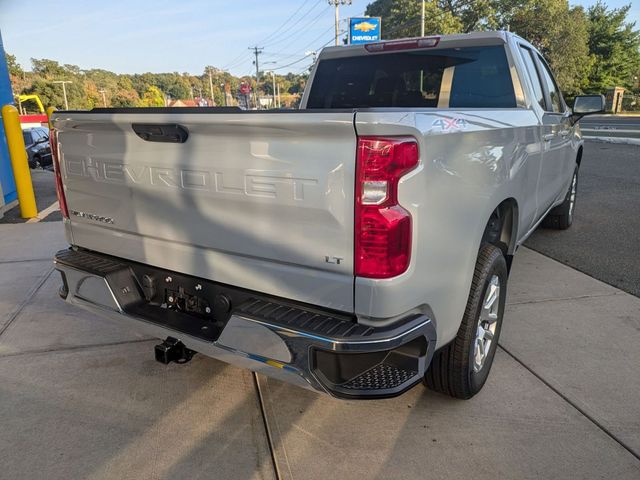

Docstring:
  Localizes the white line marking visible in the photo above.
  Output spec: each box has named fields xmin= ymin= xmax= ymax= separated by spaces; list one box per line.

xmin=26 ymin=201 xmax=60 ymax=223
xmin=581 ymin=128 xmax=640 ymax=134
xmin=584 ymin=136 xmax=640 ymax=146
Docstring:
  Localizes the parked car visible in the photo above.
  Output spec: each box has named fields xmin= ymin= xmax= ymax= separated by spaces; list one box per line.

xmin=23 ymin=127 xmax=52 ymax=169
xmin=51 ymin=31 xmax=604 ymax=400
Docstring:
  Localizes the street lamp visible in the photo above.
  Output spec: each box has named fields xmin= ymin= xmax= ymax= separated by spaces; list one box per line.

xmin=264 ymin=70 xmax=277 ymax=109
xmin=262 ymin=62 xmax=278 ymax=109
xmin=52 ymin=80 xmax=72 ymax=110
xmin=98 ymin=89 xmax=107 ymax=107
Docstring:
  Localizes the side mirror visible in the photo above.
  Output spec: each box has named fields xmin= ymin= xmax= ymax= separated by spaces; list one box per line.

xmin=571 ymin=95 xmax=605 ymax=123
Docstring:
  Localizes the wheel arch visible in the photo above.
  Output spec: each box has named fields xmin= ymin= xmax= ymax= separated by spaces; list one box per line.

xmin=576 ymin=145 xmax=583 ymax=167
xmin=480 ymin=198 xmax=519 ymax=272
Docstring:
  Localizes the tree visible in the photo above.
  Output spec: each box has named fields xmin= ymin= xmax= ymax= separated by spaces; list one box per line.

xmin=5 ymin=52 xmax=31 ymax=96
xmin=586 ymin=1 xmax=640 ymax=92
xmin=365 ymin=0 xmax=463 ymax=38
xmin=441 ymin=0 xmax=501 ymax=31
xmin=111 ymin=89 xmax=141 ymax=107
xmin=30 ymin=58 xmax=67 ymax=79
xmin=8 ymin=56 xmax=308 ymax=111
xmin=84 ymin=80 xmax=104 ymax=109
xmin=5 ymin=53 xmax=23 ymax=77
xmin=140 ymin=86 xmax=165 ymax=106
xmin=498 ymin=0 xmax=592 ymax=97
xmin=23 ymin=78 xmax=64 ymax=109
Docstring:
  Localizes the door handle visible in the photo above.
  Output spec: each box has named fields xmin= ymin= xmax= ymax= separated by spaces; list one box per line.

xmin=542 ymin=133 xmax=555 ymax=141
xmin=132 ymin=123 xmax=189 ymax=143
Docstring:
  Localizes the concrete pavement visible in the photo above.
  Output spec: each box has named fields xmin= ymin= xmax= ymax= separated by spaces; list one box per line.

xmin=0 ymin=169 xmax=61 ymax=224
xmin=1 ymin=221 xmax=639 ymax=479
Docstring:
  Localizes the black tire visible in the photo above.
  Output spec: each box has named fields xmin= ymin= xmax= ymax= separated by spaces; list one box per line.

xmin=541 ymin=166 xmax=578 ymax=230
xmin=424 ymin=244 xmax=507 ymax=399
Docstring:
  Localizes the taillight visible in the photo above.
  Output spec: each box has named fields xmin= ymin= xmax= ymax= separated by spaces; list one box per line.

xmin=355 ymin=137 xmax=419 ymax=278
xmin=50 ymin=129 xmax=69 ymax=218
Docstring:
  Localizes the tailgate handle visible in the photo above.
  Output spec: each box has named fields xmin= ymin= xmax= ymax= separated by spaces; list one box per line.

xmin=132 ymin=123 xmax=189 ymax=143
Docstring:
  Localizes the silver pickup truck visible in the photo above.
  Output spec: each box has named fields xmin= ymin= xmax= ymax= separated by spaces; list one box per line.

xmin=51 ymin=31 xmax=604 ymax=400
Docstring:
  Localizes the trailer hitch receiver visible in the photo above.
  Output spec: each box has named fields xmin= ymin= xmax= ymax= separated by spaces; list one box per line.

xmin=155 ymin=337 xmax=196 ymax=364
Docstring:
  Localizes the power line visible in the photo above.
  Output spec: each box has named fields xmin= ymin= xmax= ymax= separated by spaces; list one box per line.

xmin=263 ymin=5 xmax=331 ymax=49
xmin=262 ymin=1 xmax=325 ymax=47
xmin=223 ymin=52 xmax=253 ymax=71
xmin=271 ymin=25 xmax=348 ymax=73
xmin=221 ymin=1 xmax=321 ymax=78
xmin=221 ymin=48 xmax=252 ymax=70
xmin=259 ymin=0 xmax=317 ymax=44
xmin=224 ymin=6 xmax=361 ymax=77
xmin=299 ymin=22 xmax=337 ymax=52
xmin=272 ymin=55 xmax=316 ymax=71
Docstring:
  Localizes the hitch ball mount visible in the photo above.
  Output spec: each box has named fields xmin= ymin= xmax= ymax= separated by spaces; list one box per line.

xmin=155 ymin=337 xmax=196 ymax=364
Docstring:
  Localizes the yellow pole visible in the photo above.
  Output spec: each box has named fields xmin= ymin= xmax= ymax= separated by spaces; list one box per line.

xmin=46 ymin=106 xmax=56 ymax=129
xmin=1 ymin=104 xmax=37 ymax=218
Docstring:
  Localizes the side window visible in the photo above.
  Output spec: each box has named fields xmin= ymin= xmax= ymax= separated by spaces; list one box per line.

xmin=518 ymin=46 xmax=545 ymax=110
xmin=537 ymin=55 xmax=563 ymax=113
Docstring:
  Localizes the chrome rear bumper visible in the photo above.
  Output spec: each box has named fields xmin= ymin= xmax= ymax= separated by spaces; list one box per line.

xmin=54 ymin=249 xmax=437 ymax=399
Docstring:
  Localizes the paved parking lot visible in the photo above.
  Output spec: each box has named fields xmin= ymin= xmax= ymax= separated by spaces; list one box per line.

xmin=1 ymin=221 xmax=639 ymax=479
xmin=527 ymin=141 xmax=640 ymax=297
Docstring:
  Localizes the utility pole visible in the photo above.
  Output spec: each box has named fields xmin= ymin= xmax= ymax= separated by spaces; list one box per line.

xmin=98 ymin=89 xmax=107 ymax=107
xmin=207 ymin=67 xmax=215 ymax=103
xmin=328 ymin=0 xmax=351 ymax=46
xmin=52 ymin=80 xmax=72 ymax=110
xmin=305 ymin=50 xmax=318 ymax=64
xmin=248 ymin=46 xmax=264 ymax=109
xmin=421 ymin=0 xmax=425 ymax=37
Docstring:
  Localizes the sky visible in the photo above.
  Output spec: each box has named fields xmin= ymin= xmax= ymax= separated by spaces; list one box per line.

xmin=1 ymin=0 xmax=639 ymax=77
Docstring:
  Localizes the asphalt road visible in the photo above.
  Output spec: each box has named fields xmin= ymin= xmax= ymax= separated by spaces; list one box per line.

xmin=526 ymin=140 xmax=640 ymax=297
xmin=580 ymin=115 xmax=640 ymax=127
xmin=579 ymin=115 xmax=640 ymax=139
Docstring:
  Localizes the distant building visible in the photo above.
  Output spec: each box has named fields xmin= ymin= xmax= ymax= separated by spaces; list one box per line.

xmin=167 ymin=97 xmax=213 ymax=107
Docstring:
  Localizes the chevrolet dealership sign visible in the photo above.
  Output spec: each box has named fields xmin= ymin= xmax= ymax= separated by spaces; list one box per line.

xmin=349 ymin=17 xmax=381 ymax=45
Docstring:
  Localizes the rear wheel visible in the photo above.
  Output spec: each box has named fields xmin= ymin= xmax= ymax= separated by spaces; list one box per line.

xmin=542 ymin=166 xmax=578 ymax=230
xmin=424 ymin=244 xmax=507 ymax=399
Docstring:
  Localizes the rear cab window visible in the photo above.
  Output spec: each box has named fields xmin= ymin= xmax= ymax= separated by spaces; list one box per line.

xmin=306 ymin=45 xmax=517 ymax=109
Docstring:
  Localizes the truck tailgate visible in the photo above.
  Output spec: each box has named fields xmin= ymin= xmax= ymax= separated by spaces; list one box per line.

xmin=54 ymin=111 xmax=356 ymax=312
